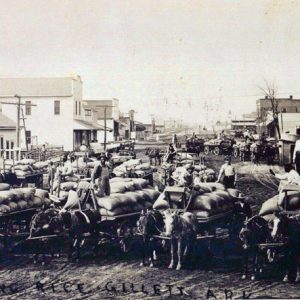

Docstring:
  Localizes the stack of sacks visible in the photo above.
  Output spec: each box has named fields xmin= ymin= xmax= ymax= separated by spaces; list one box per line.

xmin=153 ymin=182 xmax=239 ymax=217
xmin=13 ymin=158 xmax=48 ymax=177
xmin=193 ymin=165 xmax=216 ymax=182
xmin=96 ymin=178 xmax=160 ymax=216
xmin=0 ymin=188 xmax=51 ymax=215
xmin=0 ymin=183 xmax=10 ymax=191
xmin=3 ymin=160 xmax=14 ymax=172
xmin=259 ymin=193 xmax=300 ymax=221
xmin=72 ymin=158 xmax=97 ymax=174
xmin=55 ymin=181 xmax=77 ymax=201
xmin=112 ymin=159 xmax=154 ymax=178
xmin=32 ymin=161 xmax=48 ymax=173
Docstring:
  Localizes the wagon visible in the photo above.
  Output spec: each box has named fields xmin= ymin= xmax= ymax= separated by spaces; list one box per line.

xmin=203 ymin=138 xmax=235 ymax=156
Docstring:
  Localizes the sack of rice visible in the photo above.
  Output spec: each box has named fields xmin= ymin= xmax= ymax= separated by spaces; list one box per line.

xmin=143 ymin=201 xmax=153 ymax=209
xmin=14 ymin=188 xmax=36 ymax=201
xmin=209 ymin=192 xmax=230 ymax=211
xmin=15 ymin=170 xmax=30 ymax=177
xmin=190 ymin=193 xmax=218 ymax=211
xmin=213 ymin=191 xmax=233 ymax=207
xmin=32 ymin=196 xmax=43 ymax=208
xmin=62 ymin=190 xmax=79 ymax=210
xmin=17 ymin=158 xmax=35 ymax=165
xmin=11 ymin=189 xmax=24 ymax=201
xmin=153 ymin=193 xmax=170 ymax=210
xmin=58 ymin=190 xmax=69 ymax=201
xmin=199 ymin=182 xmax=226 ymax=192
xmin=110 ymin=177 xmax=132 ymax=184
xmin=142 ymin=188 xmax=160 ymax=203
xmin=8 ymin=201 xmax=18 ymax=212
xmin=259 ymin=195 xmax=280 ymax=216
xmin=14 ymin=165 xmax=31 ymax=172
xmin=135 ymin=162 xmax=151 ymax=170
xmin=76 ymin=181 xmax=90 ymax=191
xmin=0 ymin=204 xmax=11 ymax=214
xmin=262 ymin=214 xmax=275 ymax=223
xmin=0 ymin=183 xmax=10 ymax=191
xmin=0 ymin=191 xmax=15 ymax=204
xmin=99 ymin=206 xmax=131 ymax=216
xmin=110 ymin=182 xmax=128 ymax=194
xmin=135 ymin=190 xmax=152 ymax=203
xmin=17 ymin=200 xmax=29 ymax=210
xmin=123 ymin=159 xmax=142 ymax=168
xmin=97 ymin=193 xmax=136 ymax=211
xmin=60 ymin=181 xmax=76 ymax=191
xmin=227 ymin=188 xmax=241 ymax=199
xmin=35 ymin=189 xmax=49 ymax=200
xmin=123 ymin=181 xmax=136 ymax=192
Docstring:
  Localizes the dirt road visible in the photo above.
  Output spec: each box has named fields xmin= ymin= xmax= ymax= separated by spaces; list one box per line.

xmin=0 ymin=155 xmax=298 ymax=300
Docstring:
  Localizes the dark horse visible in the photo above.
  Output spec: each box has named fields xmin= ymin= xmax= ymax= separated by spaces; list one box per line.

xmin=48 ymin=209 xmax=101 ymax=261
xmin=271 ymin=211 xmax=300 ymax=282
xmin=239 ymin=215 xmax=272 ymax=280
xmin=145 ymin=148 xmax=162 ymax=166
xmin=29 ymin=206 xmax=63 ymax=264
xmin=163 ymin=210 xmax=197 ymax=270
xmin=137 ymin=209 xmax=164 ymax=267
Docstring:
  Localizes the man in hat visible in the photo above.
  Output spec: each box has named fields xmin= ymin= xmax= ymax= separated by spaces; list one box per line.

xmin=217 ymin=157 xmax=236 ymax=189
xmin=165 ymin=143 xmax=177 ymax=163
xmin=178 ymin=164 xmax=194 ymax=187
xmin=91 ymin=154 xmax=111 ymax=196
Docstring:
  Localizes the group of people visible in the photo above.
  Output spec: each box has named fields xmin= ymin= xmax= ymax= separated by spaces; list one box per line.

xmin=48 ymin=152 xmax=112 ymax=198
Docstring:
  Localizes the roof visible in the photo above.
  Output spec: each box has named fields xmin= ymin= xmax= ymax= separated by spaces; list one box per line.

xmin=0 ymin=76 xmax=82 ymax=97
xmin=73 ymin=120 xmax=111 ymax=131
xmin=0 ymin=112 xmax=16 ymax=129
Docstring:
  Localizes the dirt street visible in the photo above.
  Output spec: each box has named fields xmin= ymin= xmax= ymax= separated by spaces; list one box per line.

xmin=0 ymin=154 xmax=298 ymax=300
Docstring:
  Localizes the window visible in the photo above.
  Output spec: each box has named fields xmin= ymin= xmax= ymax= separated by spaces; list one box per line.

xmin=0 ymin=137 xmax=3 ymax=150
xmin=282 ymin=108 xmax=287 ymax=113
xmin=25 ymin=101 xmax=31 ymax=115
xmin=75 ymin=101 xmax=77 ymax=115
xmin=79 ymin=102 xmax=81 ymax=115
xmin=85 ymin=109 xmax=91 ymax=117
xmin=54 ymin=100 xmax=60 ymax=115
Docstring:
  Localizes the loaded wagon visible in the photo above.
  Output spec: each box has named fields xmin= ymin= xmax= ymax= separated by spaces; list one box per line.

xmin=203 ymin=138 xmax=235 ymax=156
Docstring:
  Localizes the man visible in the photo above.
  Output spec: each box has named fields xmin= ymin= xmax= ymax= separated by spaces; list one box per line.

xmin=293 ymin=128 xmax=300 ymax=174
xmin=47 ymin=161 xmax=56 ymax=194
xmin=91 ymin=154 xmax=111 ymax=197
xmin=41 ymin=144 xmax=47 ymax=161
xmin=217 ymin=157 xmax=237 ymax=189
xmin=178 ymin=164 xmax=194 ymax=187
xmin=165 ymin=143 xmax=177 ymax=163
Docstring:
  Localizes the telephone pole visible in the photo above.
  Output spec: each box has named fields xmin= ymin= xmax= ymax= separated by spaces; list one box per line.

xmin=1 ymin=94 xmax=37 ymax=149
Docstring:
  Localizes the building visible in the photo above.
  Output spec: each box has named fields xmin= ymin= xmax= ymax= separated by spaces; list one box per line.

xmin=0 ymin=76 xmax=103 ymax=151
xmin=266 ymin=112 xmax=300 ymax=139
xmin=231 ymin=118 xmax=257 ymax=132
xmin=119 ymin=110 xmax=136 ymax=140
xmin=0 ymin=112 xmax=16 ymax=159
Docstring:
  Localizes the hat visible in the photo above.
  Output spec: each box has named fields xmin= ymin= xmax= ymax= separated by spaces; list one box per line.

xmin=224 ymin=156 xmax=230 ymax=162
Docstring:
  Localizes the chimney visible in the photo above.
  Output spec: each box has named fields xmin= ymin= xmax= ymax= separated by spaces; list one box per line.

xmin=290 ymin=95 xmax=293 ymax=99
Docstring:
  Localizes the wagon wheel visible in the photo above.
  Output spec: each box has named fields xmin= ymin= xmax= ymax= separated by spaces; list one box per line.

xmin=117 ymin=220 xmax=137 ymax=253
xmin=204 ymin=146 xmax=210 ymax=155
xmin=213 ymin=147 xmax=220 ymax=156
xmin=233 ymin=148 xmax=239 ymax=158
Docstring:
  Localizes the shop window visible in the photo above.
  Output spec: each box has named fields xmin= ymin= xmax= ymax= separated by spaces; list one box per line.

xmin=54 ymin=100 xmax=60 ymax=115
xmin=25 ymin=101 xmax=31 ymax=115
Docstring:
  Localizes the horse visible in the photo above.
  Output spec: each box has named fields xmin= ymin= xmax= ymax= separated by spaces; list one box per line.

xmin=137 ymin=209 xmax=165 ymax=267
xmin=163 ymin=210 xmax=197 ymax=270
xmin=29 ymin=206 xmax=63 ymax=264
xmin=48 ymin=209 xmax=101 ymax=261
xmin=145 ymin=148 xmax=161 ymax=166
xmin=239 ymin=215 xmax=272 ymax=280
xmin=271 ymin=211 xmax=300 ymax=282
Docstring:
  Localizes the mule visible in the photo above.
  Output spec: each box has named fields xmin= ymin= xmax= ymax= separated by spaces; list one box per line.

xmin=163 ymin=210 xmax=197 ymax=270
xmin=137 ymin=209 xmax=164 ymax=267
xmin=29 ymin=206 xmax=63 ymax=264
xmin=49 ymin=209 xmax=101 ymax=261
xmin=271 ymin=211 xmax=300 ymax=283
xmin=239 ymin=215 xmax=272 ymax=280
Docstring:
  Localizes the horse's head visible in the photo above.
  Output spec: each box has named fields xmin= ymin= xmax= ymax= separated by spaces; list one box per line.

xmin=137 ymin=209 xmax=161 ymax=236
xmin=163 ymin=210 xmax=179 ymax=237
xmin=239 ymin=215 xmax=268 ymax=250
xmin=48 ymin=211 xmax=66 ymax=234
xmin=271 ymin=210 xmax=288 ymax=240
xmin=29 ymin=207 xmax=60 ymax=238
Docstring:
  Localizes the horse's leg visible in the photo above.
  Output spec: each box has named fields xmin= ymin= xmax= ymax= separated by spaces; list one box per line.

xmin=168 ymin=239 xmax=175 ymax=269
xmin=251 ymin=252 xmax=258 ymax=280
xmin=140 ymin=237 xmax=146 ymax=267
xmin=176 ymin=238 xmax=182 ymax=270
xmin=149 ymin=239 xmax=155 ymax=268
xmin=241 ymin=251 xmax=248 ymax=280
xmin=295 ymin=255 xmax=300 ymax=283
xmin=282 ymin=248 xmax=290 ymax=282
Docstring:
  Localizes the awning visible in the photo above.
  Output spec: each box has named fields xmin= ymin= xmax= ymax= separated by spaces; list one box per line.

xmin=114 ymin=119 xmax=128 ymax=127
xmin=73 ymin=120 xmax=111 ymax=131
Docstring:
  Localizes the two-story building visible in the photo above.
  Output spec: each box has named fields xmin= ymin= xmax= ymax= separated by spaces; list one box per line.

xmin=0 ymin=112 xmax=16 ymax=159
xmin=0 ymin=76 xmax=103 ymax=151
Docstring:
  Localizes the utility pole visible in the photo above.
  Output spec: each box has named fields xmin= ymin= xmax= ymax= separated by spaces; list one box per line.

xmin=1 ymin=95 xmax=37 ymax=149
xmin=95 ymin=105 xmax=115 ymax=151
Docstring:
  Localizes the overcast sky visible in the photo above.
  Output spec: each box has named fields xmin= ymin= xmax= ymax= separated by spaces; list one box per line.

xmin=0 ymin=0 xmax=300 ymax=124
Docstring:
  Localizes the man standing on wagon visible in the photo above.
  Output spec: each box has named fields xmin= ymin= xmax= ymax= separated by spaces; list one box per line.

xmin=91 ymin=154 xmax=111 ymax=197
xmin=216 ymin=157 xmax=237 ymax=189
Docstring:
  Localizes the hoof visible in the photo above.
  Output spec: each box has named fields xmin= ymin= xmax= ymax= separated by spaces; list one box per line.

xmin=283 ymin=275 xmax=289 ymax=283
xmin=41 ymin=261 xmax=46 ymax=266
xmin=259 ymin=268 xmax=263 ymax=273
xmin=251 ymin=275 xmax=256 ymax=281
xmin=140 ymin=262 xmax=145 ymax=267
xmin=33 ymin=260 xmax=37 ymax=265
xmin=75 ymin=259 xmax=79 ymax=263
xmin=241 ymin=274 xmax=246 ymax=280
xmin=295 ymin=276 xmax=300 ymax=283
xmin=168 ymin=264 xmax=174 ymax=269
xmin=176 ymin=265 xmax=181 ymax=271
xmin=150 ymin=263 xmax=154 ymax=268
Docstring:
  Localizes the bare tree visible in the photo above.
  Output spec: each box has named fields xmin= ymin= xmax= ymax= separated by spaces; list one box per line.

xmin=258 ymin=80 xmax=281 ymax=139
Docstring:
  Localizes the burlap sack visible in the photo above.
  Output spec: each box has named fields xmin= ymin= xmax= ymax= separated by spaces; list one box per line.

xmin=259 ymin=195 xmax=280 ymax=216
xmin=60 ymin=181 xmax=76 ymax=191
xmin=0 ymin=191 xmax=15 ymax=204
xmin=0 ymin=183 xmax=10 ymax=191
xmin=0 ymin=204 xmax=11 ymax=214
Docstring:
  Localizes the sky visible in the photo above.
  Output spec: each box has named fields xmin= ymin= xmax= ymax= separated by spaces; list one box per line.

xmin=0 ymin=0 xmax=300 ymax=125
